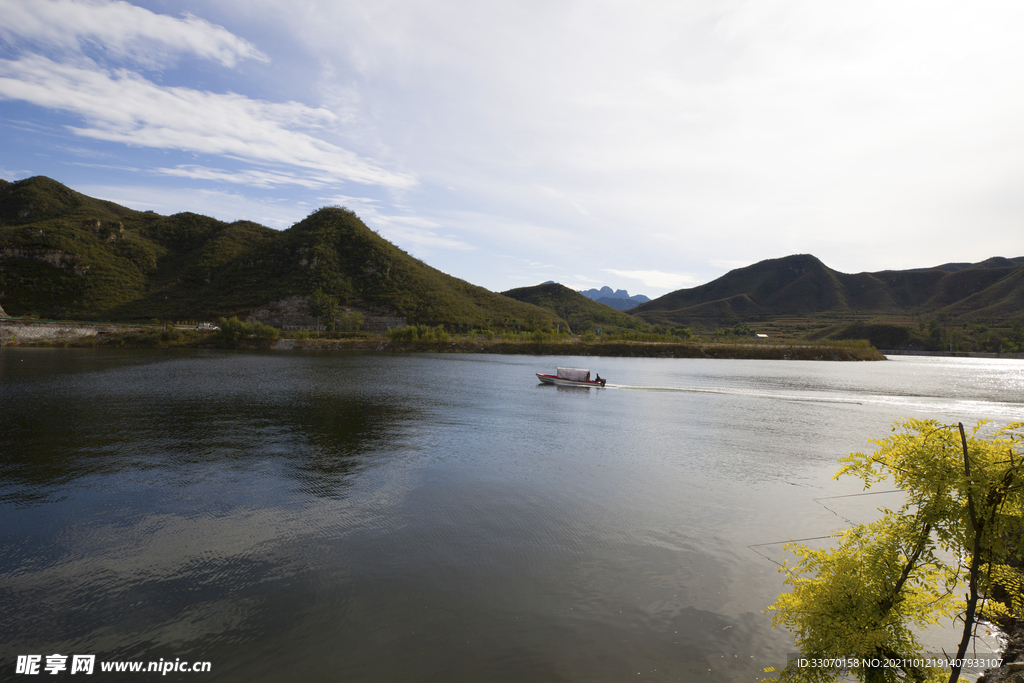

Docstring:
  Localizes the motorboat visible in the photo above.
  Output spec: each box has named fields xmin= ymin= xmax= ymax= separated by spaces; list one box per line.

xmin=536 ymin=367 xmax=606 ymax=387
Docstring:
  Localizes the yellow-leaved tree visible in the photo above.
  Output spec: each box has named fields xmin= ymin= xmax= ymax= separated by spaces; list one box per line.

xmin=766 ymin=419 xmax=1024 ymax=683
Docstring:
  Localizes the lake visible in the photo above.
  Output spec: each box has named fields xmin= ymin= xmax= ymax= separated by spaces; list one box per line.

xmin=1 ymin=350 xmax=1021 ymax=681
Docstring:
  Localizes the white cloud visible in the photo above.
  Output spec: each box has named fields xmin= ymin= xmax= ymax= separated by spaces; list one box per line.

xmin=0 ymin=165 xmax=33 ymax=179
xmin=0 ymin=55 xmax=416 ymax=189
xmin=534 ymin=184 xmax=592 ymax=217
xmin=572 ymin=275 xmax=604 ymax=286
xmin=155 ymin=165 xmax=331 ymax=190
xmin=319 ymin=193 xmax=382 ymax=215
xmin=708 ymin=259 xmax=754 ymax=272
xmin=7 ymin=0 xmax=1024 ymax=293
xmin=602 ymin=269 xmax=696 ymax=291
xmin=76 ymin=183 xmax=300 ymax=229
xmin=260 ymin=0 xmax=1024 ymax=278
xmin=0 ymin=0 xmax=268 ymax=67
xmin=377 ymin=219 xmax=475 ymax=253
xmin=440 ymin=210 xmax=581 ymax=253
xmin=319 ymin=193 xmax=474 ymax=252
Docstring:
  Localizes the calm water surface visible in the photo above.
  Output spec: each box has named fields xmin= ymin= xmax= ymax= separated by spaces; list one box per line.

xmin=1 ymin=350 xmax=1022 ymax=681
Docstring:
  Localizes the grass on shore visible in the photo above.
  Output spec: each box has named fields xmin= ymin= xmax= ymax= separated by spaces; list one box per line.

xmin=6 ymin=327 xmax=884 ymax=360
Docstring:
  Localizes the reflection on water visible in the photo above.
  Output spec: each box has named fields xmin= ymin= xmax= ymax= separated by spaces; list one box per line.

xmin=1 ymin=350 xmax=1018 ymax=681
xmin=0 ymin=351 xmax=421 ymax=506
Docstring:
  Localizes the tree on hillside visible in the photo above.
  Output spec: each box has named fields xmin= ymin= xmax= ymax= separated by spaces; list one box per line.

xmin=306 ymin=289 xmax=338 ymax=334
xmin=766 ymin=419 xmax=1024 ymax=683
xmin=340 ymin=310 xmax=363 ymax=332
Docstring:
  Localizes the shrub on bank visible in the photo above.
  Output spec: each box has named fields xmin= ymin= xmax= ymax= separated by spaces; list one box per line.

xmin=161 ymin=328 xmax=184 ymax=343
xmin=216 ymin=317 xmax=279 ymax=342
xmin=385 ymin=324 xmax=450 ymax=341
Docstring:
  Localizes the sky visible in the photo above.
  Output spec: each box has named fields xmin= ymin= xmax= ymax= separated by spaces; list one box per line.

xmin=2 ymin=0 xmax=1024 ymax=299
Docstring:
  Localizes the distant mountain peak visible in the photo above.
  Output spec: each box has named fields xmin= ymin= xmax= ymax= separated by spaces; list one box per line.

xmin=578 ymin=286 xmax=649 ymax=303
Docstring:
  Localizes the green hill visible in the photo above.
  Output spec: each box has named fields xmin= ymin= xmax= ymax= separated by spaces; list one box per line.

xmin=632 ymin=254 xmax=1024 ymax=328
xmin=0 ymin=176 xmax=562 ymax=331
xmin=6 ymin=176 xmax=1021 ymax=345
xmin=501 ymin=282 xmax=651 ymax=334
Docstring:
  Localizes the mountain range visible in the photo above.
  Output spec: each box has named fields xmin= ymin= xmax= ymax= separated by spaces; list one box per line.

xmin=631 ymin=253 xmax=1024 ymax=327
xmin=2 ymin=177 xmax=1022 ymax=341
xmin=576 ymin=286 xmax=651 ymax=311
xmin=502 ymin=283 xmax=651 ymax=335
xmin=0 ymin=176 xmax=563 ymax=331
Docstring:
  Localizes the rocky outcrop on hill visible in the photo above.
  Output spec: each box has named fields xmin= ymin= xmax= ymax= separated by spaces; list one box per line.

xmin=2 ymin=246 xmax=89 ymax=276
xmin=245 ymin=295 xmax=407 ymax=332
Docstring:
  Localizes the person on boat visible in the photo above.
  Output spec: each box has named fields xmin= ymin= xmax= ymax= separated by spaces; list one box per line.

xmin=595 ymin=373 xmax=606 ymax=387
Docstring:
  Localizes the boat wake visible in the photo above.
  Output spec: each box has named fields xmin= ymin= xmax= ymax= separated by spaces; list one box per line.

xmin=610 ymin=384 xmax=864 ymax=404
xmin=608 ymin=384 xmax=1024 ymax=417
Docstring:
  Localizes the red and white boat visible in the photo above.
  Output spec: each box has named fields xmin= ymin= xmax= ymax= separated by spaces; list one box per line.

xmin=536 ymin=367 xmax=606 ymax=387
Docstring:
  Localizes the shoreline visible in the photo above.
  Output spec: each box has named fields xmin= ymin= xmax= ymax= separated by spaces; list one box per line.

xmin=2 ymin=334 xmax=886 ymax=360
xmin=979 ymin=622 xmax=1024 ymax=683
xmin=880 ymin=348 xmax=1024 ymax=360
xmin=270 ymin=338 xmax=886 ymax=360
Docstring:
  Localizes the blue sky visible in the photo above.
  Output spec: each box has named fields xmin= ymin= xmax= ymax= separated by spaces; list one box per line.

xmin=3 ymin=0 xmax=1024 ymax=298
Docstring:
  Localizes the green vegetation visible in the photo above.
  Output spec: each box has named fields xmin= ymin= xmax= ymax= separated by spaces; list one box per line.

xmin=804 ymin=318 xmax=1024 ymax=352
xmin=216 ymin=316 xmax=279 ymax=342
xmin=766 ymin=419 xmax=1024 ymax=683
xmin=306 ymin=289 xmax=339 ymax=332
xmin=384 ymin=324 xmax=451 ymax=341
xmin=270 ymin=207 xmax=563 ymax=331
xmin=912 ymin=317 xmax=1024 ymax=353
xmin=632 ymin=254 xmax=1024 ymax=342
xmin=502 ymin=282 xmax=642 ymax=334
xmin=501 ymin=282 xmax=693 ymax=340
xmin=5 ymin=178 xmax=1019 ymax=346
xmin=806 ymin=322 xmax=924 ymax=349
xmin=46 ymin=327 xmax=213 ymax=348
xmin=0 ymin=177 xmax=564 ymax=331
